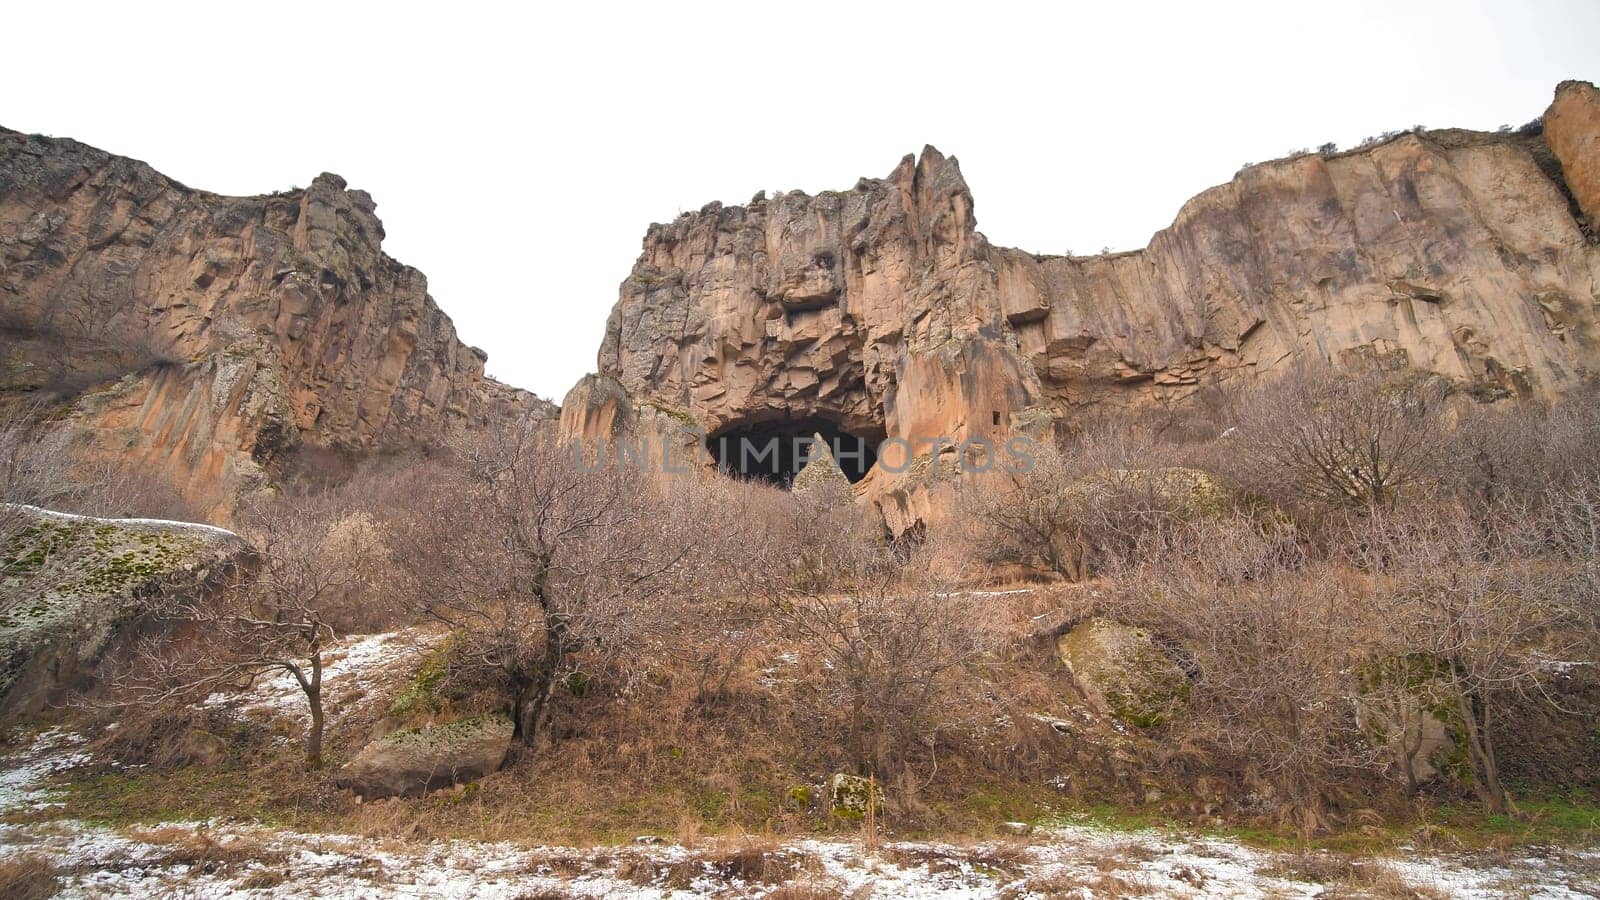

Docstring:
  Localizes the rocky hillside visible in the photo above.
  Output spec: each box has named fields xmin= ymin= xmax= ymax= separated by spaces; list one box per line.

xmin=0 ymin=131 xmax=551 ymax=519
xmin=563 ymin=80 xmax=1600 ymax=531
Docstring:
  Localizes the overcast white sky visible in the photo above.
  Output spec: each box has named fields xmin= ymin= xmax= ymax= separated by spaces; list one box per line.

xmin=6 ymin=1 xmax=1596 ymax=401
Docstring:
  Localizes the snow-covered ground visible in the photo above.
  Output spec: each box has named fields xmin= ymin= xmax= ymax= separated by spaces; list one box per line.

xmin=1 ymin=726 xmax=1597 ymax=898
xmin=2 ymin=809 xmax=1598 ymax=897
xmin=204 ymin=629 xmax=432 ymax=719
xmin=4 ymin=503 xmax=240 ymax=541
xmin=3 ymin=632 xmax=1597 ymax=897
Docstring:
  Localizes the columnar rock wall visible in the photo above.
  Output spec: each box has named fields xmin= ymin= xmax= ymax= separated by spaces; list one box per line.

xmin=1 ymin=129 xmax=548 ymax=517
xmin=567 ymin=81 xmax=1600 ymax=532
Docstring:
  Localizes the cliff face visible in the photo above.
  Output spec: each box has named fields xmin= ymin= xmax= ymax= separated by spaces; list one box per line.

xmin=568 ymin=80 xmax=1600 ymax=532
xmin=0 ymin=129 xmax=548 ymax=517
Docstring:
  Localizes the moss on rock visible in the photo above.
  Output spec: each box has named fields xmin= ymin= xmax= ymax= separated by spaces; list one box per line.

xmin=1056 ymin=617 xmax=1190 ymax=728
xmin=336 ymin=714 xmax=513 ymax=800
xmin=827 ymin=773 xmax=881 ymax=819
xmin=0 ymin=505 xmax=248 ymax=716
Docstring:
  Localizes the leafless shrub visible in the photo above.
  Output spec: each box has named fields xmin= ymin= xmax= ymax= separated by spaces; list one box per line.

xmin=0 ymin=402 xmax=71 ymax=517
xmin=957 ymin=442 xmax=1085 ymax=579
xmin=748 ymin=524 xmax=1006 ymax=776
xmin=1349 ymin=499 xmax=1588 ymax=814
xmin=61 ymin=456 xmax=201 ymax=523
xmin=386 ymin=420 xmax=713 ymax=748
xmin=1225 ymin=362 xmax=1445 ymax=513
xmin=120 ymin=492 xmax=390 ymax=767
xmin=1444 ymin=386 xmax=1600 ymax=517
xmin=1112 ymin=513 xmax=1372 ymax=835
xmin=958 ymin=423 xmax=1238 ymax=580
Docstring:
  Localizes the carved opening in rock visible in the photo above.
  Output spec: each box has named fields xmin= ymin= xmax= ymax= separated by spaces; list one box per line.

xmin=707 ymin=417 xmax=879 ymax=488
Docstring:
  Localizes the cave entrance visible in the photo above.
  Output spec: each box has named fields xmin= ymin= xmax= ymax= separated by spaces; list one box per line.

xmin=707 ymin=417 xmax=879 ymax=488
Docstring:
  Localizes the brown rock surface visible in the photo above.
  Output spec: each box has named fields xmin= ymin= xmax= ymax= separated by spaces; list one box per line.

xmin=568 ymin=82 xmax=1600 ymax=532
xmin=1 ymin=129 xmax=551 ymax=518
xmin=1546 ymin=80 xmax=1600 ymax=231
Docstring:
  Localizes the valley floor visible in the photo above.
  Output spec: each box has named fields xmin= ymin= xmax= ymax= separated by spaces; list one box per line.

xmin=2 ymin=729 xmax=1598 ymax=898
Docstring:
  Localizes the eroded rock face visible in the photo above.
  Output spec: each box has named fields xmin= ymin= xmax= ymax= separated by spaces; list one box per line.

xmin=0 ymin=129 xmax=552 ymax=518
xmin=566 ymin=81 xmax=1600 ymax=533
xmin=0 ymin=505 xmax=250 ymax=717
xmin=1546 ymin=80 xmax=1600 ymax=230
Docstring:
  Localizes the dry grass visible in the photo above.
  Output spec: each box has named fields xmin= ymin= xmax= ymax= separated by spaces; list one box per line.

xmin=0 ymin=854 xmax=60 ymax=900
xmin=1263 ymin=852 xmax=1453 ymax=900
xmin=125 ymin=825 xmax=289 ymax=876
xmin=1003 ymin=868 xmax=1161 ymax=898
xmin=236 ymin=867 xmax=290 ymax=890
xmin=884 ymin=839 xmax=1033 ymax=880
xmin=763 ymin=882 xmax=847 ymax=900
xmin=617 ymin=839 xmax=813 ymax=890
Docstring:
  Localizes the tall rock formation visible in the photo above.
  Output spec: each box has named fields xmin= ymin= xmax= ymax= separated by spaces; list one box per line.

xmin=0 ymin=129 xmax=550 ymax=518
xmin=565 ymin=80 xmax=1600 ymax=534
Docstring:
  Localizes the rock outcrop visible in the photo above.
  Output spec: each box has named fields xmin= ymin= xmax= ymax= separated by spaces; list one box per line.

xmin=565 ymin=81 xmax=1600 ymax=533
xmin=790 ymin=433 xmax=851 ymax=498
xmin=0 ymin=505 xmax=249 ymax=716
xmin=1 ymin=129 xmax=552 ymax=519
xmin=1056 ymin=618 xmax=1190 ymax=728
xmin=335 ymin=714 xmax=512 ymax=800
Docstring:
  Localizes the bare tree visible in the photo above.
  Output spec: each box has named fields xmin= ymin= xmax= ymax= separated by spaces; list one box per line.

xmin=959 ymin=424 xmax=1209 ymax=580
xmin=0 ymin=403 xmax=70 ymax=526
xmin=130 ymin=495 xmax=388 ymax=767
xmin=959 ymin=443 xmax=1087 ymax=579
xmin=1350 ymin=501 xmax=1582 ymax=814
xmin=1229 ymin=363 xmax=1444 ymax=511
xmin=746 ymin=505 xmax=1003 ymax=776
xmin=392 ymin=421 xmax=703 ymax=748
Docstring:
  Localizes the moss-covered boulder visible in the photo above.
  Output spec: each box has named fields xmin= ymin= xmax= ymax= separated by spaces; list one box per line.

xmin=0 ymin=505 xmax=249 ymax=717
xmin=827 ymin=773 xmax=881 ymax=819
xmin=1355 ymin=657 xmax=1469 ymax=788
xmin=1056 ymin=618 xmax=1190 ymax=727
xmin=334 ymin=715 xmax=512 ymax=800
xmin=381 ymin=631 xmax=467 ymax=728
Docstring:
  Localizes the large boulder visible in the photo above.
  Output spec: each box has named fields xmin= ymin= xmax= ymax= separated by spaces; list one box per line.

xmin=1056 ymin=618 xmax=1190 ymax=727
xmin=335 ymin=715 xmax=512 ymax=800
xmin=790 ymin=433 xmax=852 ymax=499
xmin=0 ymin=505 xmax=250 ymax=717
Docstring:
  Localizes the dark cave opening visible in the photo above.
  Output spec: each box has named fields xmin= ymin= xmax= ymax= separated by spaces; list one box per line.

xmin=707 ymin=417 xmax=879 ymax=488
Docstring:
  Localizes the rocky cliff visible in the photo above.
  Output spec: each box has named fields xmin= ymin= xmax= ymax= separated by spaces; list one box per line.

xmin=1 ymin=129 xmax=550 ymax=519
xmin=565 ymin=80 xmax=1600 ymax=533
